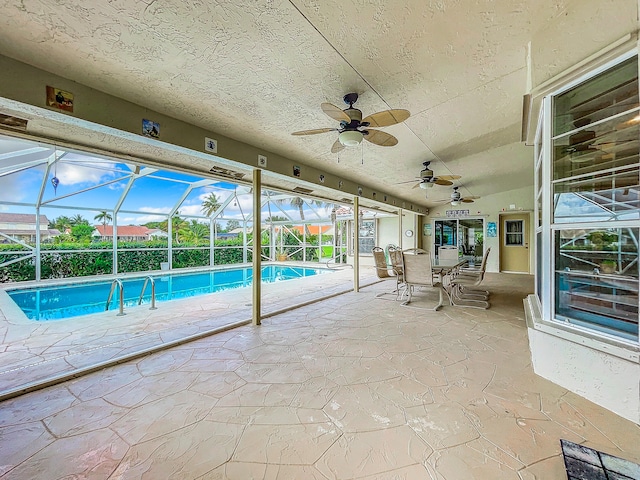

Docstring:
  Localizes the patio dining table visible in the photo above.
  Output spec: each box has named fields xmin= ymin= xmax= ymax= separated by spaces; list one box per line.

xmin=431 ymin=258 xmax=468 ymax=310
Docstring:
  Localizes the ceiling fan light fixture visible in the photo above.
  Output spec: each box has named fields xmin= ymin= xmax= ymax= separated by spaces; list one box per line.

xmin=338 ymin=130 xmax=363 ymax=147
xmin=419 ymin=182 xmax=434 ymax=189
xmin=450 ymin=200 xmax=460 ymax=206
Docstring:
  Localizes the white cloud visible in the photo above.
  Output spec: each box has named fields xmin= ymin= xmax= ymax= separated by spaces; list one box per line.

xmin=117 ymin=214 xmax=166 ymax=224
xmin=136 ymin=206 xmax=171 ymax=214
xmin=0 ymin=176 xmax=28 ymax=202
xmin=178 ymin=204 xmax=204 ymax=217
xmin=53 ymin=162 xmax=116 ymax=185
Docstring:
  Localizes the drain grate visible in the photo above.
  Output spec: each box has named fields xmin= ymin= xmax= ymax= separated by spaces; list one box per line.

xmin=561 ymin=439 xmax=640 ymax=479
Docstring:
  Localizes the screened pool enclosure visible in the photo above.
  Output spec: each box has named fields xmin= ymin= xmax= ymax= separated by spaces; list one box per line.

xmin=0 ymin=134 xmax=358 ymax=283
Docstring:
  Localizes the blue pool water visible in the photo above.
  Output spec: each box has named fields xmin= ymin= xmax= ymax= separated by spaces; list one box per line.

xmin=8 ymin=265 xmax=331 ymax=321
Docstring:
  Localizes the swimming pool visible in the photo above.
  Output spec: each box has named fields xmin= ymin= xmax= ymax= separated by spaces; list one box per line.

xmin=7 ymin=265 xmax=332 ymax=321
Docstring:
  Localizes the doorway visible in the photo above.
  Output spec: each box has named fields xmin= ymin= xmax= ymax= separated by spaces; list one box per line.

xmin=499 ymin=213 xmax=530 ymax=273
xmin=434 ymin=218 xmax=484 ymax=262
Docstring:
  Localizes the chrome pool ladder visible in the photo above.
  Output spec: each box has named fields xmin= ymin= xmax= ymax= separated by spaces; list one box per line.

xmin=105 ymin=278 xmax=126 ymax=316
xmin=138 ymin=276 xmax=158 ymax=310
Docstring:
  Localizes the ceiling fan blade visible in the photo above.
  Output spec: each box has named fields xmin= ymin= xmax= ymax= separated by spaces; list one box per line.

xmin=394 ymin=179 xmax=420 ymax=185
xmin=434 ymin=178 xmax=453 ymax=186
xmin=331 ymin=138 xmax=345 ymax=154
xmin=461 ymin=198 xmax=476 ymax=203
xmin=291 ymin=128 xmax=336 ymax=136
xmin=321 ymin=103 xmax=350 ymax=122
xmin=437 ymin=175 xmax=461 ymax=181
xmin=364 ymin=129 xmax=398 ymax=147
xmin=362 ymin=109 xmax=410 ymax=127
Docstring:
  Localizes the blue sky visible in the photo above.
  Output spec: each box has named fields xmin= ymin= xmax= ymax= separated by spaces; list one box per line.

xmin=0 ymin=141 xmax=333 ymax=227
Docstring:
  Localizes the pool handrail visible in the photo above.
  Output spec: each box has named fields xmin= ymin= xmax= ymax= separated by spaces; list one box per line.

xmin=105 ymin=279 xmax=126 ymax=316
xmin=326 ymin=252 xmax=353 ymax=269
xmin=138 ymin=276 xmax=158 ymax=310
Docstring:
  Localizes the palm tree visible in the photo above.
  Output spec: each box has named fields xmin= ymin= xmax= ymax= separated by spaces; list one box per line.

xmin=51 ymin=215 xmax=72 ymax=233
xmin=201 ymin=192 xmax=221 ymax=217
xmin=94 ymin=210 xmax=112 ymax=228
xmin=70 ymin=214 xmax=89 ymax=226
xmin=160 ymin=213 xmax=188 ymax=243
xmin=274 ymin=196 xmax=325 ymax=235
xmin=178 ymin=220 xmax=209 ymax=243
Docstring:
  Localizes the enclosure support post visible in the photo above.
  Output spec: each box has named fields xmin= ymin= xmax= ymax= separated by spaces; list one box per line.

xmin=35 ymin=207 xmax=41 ymax=281
xmin=167 ymin=215 xmax=173 ymax=270
xmin=353 ymin=196 xmax=360 ymax=292
xmin=252 ymin=169 xmax=261 ymax=326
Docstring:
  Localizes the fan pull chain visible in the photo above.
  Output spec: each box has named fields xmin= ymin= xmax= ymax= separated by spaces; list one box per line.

xmin=361 ymin=142 xmax=364 ymax=165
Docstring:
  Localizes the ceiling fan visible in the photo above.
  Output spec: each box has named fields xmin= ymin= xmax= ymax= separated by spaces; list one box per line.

xmin=438 ymin=186 xmax=480 ymax=205
xmin=291 ymin=93 xmax=410 ymax=153
xmin=397 ymin=161 xmax=461 ymax=189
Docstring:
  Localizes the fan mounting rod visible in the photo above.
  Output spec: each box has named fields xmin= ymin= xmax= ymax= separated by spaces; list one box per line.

xmin=343 ymin=93 xmax=359 ymax=107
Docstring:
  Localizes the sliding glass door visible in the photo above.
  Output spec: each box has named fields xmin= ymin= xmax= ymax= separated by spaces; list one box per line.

xmin=433 ymin=218 xmax=485 ymax=260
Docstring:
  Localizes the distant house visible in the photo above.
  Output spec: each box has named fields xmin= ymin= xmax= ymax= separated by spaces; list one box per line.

xmin=92 ymin=225 xmax=168 ymax=241
xmin=0 ymin=213 xmax=60 ymax=243
xmin=289 ymin=225 xmax=334 ymax=236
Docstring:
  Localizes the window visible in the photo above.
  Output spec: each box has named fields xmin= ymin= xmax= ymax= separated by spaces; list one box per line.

xmin=358 ymin=220 xmax=375 ymax=255
xmin=347 ymin=219 xmax=376 ymax=255
xmin=537 ymin=52 xmax=639 ymax=343
xmin=505 ymin=220 xmax=524 ymax=246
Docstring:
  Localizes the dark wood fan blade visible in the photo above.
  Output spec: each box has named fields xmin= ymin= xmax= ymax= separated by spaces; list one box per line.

xmin=437 ymin=175 xmax=461 ymax=181
xmin=364 ymin=129 xmax=398 ymax=147
xmin=291 ymin=128 xmax=336 ymax=136
xmin=321 ymin=103 xmax=350 ymax=122
xmin=331 ymin=138 xmax=345 ymax=154
xmin=362 ymin=109 xmax=410 ymax=127
xmin=435 ymin=178 xmax=453 ymax=186
xmin=461 ymin=198 xmax=475 ymax=203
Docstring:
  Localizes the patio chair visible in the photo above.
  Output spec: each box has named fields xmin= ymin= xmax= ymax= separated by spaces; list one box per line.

xmin=400 ymin=249 xmax=442 ymax=306
xmin=450 ymin=247 xmax=491 ymax=308
xmin=438 ymin=246 xmax=459 ymax=262
xmin=372 ymin=246 xmax=393 ymax=279
xmin=373 ymin=246 xmax=403 ymax=298
xmin=387 ymin=245 xmax=405 ymax=284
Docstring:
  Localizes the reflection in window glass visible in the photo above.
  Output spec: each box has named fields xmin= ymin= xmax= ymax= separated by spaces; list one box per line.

xmin=554 ymin=228 xmax=639 ymax=341
xmin=553 ymin=167 xmax=640 ymax=223
xmin=552 ymin=111 xmax=640 ymax=181
xmin=553 ymin=56 xmax=638 ymax=137
xmin=434 ymin=220 xmax=457 ymax=247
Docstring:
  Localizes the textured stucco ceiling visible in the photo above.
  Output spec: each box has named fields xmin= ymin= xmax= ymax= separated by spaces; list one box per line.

xmin=0 ymin=0 xmax=637 ymax=207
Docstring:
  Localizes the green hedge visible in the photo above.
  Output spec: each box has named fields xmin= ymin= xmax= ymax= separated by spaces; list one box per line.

xmin=0 ymin=233 xmax=334 ymax=282
xmin=0 ymin=239 xmax=249 ymax=283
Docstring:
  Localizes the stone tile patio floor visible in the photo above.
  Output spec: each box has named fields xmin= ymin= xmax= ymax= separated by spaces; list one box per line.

xmin=0 ymin=265 xmax=365 ymax=394
xmin=1 ymin=271 xmax=639 ymax=479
